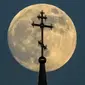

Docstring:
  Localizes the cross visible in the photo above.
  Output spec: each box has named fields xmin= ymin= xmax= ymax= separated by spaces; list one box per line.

xmin=32 ymin=10 xmax=53 ymax=57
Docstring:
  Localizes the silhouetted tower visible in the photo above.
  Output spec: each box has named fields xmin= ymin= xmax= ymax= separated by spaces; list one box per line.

xmin=31 ymin=10 xmax=53 ymax=85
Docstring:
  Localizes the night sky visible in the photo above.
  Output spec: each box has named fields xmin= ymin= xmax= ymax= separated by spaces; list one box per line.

xmin=0 ymin=0 xmax=85 ymax=85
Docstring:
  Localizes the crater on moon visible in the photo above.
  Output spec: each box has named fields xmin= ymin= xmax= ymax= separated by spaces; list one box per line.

xmin=51 ymin=8 xmax=59 ymax=14
xmin=8 ymin=4 xmax=77 ymax=72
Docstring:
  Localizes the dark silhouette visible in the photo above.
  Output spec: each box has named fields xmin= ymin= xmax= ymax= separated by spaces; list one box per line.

xmin=31 ymin=10 xmax=53 ymax=85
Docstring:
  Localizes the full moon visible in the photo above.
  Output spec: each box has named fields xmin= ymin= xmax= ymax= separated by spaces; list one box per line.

xmin=8 ymin=4 xmax=77 ymax=72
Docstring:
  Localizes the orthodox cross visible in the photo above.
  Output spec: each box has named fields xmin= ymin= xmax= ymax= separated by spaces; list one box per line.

xmin=32 ymin=10 xmax=53 ymax=57
xmin=31 ymin=10 xmax=53 ymax=85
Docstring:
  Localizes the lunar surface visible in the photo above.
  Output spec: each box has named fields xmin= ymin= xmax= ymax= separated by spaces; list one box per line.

xmin=8 ymin=4 xmax=77 ymax=72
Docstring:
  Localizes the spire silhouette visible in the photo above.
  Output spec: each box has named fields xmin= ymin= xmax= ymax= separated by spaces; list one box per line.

xmin=31 ymin=10 xmax=53 ymax=85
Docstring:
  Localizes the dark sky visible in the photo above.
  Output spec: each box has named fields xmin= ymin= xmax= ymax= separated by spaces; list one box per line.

xmin=0 ymin=0 xmax=85 ymax=85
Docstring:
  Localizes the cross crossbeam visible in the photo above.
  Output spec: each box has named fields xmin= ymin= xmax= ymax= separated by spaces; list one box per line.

xmin=37 ymin=15 xmax=47 ymax=20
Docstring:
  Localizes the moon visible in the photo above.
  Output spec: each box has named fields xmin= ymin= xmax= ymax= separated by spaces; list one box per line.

xmin=8 ymin=4 xmax=77 ymax=72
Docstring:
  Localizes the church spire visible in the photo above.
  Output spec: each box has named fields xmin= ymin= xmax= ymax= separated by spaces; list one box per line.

xmin=31 ymin=10 xmax=53 ymax=85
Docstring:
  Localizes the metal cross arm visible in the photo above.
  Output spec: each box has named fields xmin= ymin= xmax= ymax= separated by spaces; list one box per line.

xmin=31 ymin=21 xmax=40 ymax=27
xmin=32 ymin=21 xmax=53 ymax=30
xmin=44 ymin=24 xmax=53 ymax=30
xmin=37 ymin=15 xmax=47 ymax=20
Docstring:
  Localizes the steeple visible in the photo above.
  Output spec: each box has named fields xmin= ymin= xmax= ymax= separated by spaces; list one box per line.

xmin=31 ymin=10 xmax=53 ymax=85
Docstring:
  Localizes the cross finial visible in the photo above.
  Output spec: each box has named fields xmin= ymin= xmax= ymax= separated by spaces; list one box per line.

xmin=32 ymin=10 xmax=53 ymax=57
